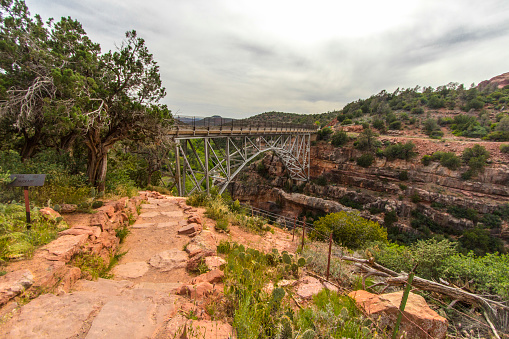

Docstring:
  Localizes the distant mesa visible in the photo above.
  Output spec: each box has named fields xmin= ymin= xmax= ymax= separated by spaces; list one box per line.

xmin=477 ymin=71 xmax=509 ymax=90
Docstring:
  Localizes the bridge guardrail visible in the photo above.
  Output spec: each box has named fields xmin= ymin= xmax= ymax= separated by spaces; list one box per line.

xmin=172 ymin=115 xmax=317 ymax=133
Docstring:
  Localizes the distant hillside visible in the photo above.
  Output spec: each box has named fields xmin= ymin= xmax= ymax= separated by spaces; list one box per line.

xmin=327 ymin=72 xmax=509 ymax=141
xmin=243 ymin=111 xmax=337 ymax=126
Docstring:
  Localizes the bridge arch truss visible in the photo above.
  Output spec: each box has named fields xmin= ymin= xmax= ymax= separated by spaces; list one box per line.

xmin=170 ymin=122 xmax=314 ymax=196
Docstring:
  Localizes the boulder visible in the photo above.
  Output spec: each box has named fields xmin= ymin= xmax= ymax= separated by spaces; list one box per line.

xmin=348 ymin=290 xmax=448 ymax=339
xmin=97 ymin=204 xmax=115 ymax=218
xmin=0 ymin=269 xmax=34 ymax=305
xmin=89 ymin=211 xmax=109 ymax=230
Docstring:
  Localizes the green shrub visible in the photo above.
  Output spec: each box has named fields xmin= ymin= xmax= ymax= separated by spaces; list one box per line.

xmin=311 ymin=211 xmax=387 ymax=249
xmin=317 ymin=127 xmax=333 ymax=141
xmin=398 ymin=170 xmax=408 ymax=181
xmin=383 ymin=142 xmax=417 ymax=161
xmin=421 ymin=155 xmax=432 ymax=166
xmin=410 ymin=193 xmax=421 ymax=203
xmin=458 ymin=227 xmax=505 ymax=256
xmin=431 ymin=151 xmax=461 ymax=170
xmin=500 ymin=144 xmax=509 ymax=153
xmin=356 ymin=153 xmax=374 ymax=168
xmin=447 ymin=205 xmax=479 ymax=222
xmin=480 ymin=213 xmax=502 ymax=229
xmin=215 ymin=218 xmax=229 ymax=232
xmin=372 ymin=118 xmax=385 ymax=131
xmin=331 ymin=130 xmax=349 ymax=147
xmin=462 ymin=144 xmax=490 ymax=176
xmin=411 ymin=107 xmax=424 ymax=114
xmin=384 ymin=210 xmax=398 ymax=227
xmin=186 ymin=191 xmax=209 ymax=207
xmin=341 ymin=119 xmax=353 ymax=125
xmin=388 ymin=120 xmax=402 ymax=130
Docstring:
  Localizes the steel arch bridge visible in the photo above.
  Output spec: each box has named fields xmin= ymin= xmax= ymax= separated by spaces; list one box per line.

xmin=168 ymin=117 xmax=316 ymax=196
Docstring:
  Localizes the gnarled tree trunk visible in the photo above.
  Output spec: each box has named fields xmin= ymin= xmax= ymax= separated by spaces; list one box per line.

xmin=84 ymin=128 xmax=121 ymax=192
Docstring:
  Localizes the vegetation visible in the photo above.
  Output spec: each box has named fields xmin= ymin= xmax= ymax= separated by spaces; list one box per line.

xmin=356 ymin=153 xmax=374 ymax=168
xmin=330 ymin=130 xmax=349 ymax=147
xmin=311 ymin=211 xmax=387 ymax=249
xmin=370 ymin=239 xmax=509 ymax=299
xmin=382 ymin=142 xmax=417 ymax=161
xmin=219 ymin=241 xmax=376 ymax=338
xmin=0 ymin=0 xmax=172 ymax=193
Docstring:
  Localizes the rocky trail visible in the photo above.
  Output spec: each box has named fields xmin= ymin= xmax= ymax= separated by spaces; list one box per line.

xmin=0 ymin=193 xmax=298 ymax=339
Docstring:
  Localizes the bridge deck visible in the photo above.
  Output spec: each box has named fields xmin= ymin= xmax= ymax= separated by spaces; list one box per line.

xmin=169 ymin=126 xmax=316 ymax=139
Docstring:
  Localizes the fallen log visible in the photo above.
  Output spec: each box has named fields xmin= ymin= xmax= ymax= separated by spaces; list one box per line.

xmin=341 ymin=256 xmax=509 ymax=320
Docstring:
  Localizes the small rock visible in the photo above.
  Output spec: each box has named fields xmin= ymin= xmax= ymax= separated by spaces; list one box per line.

xmin=0 ymin=269 xmax=34 ymax=306
xmin=178 ymin=223 xmax=202 ymax=235
xmin=187 ymin=214 xmax=202 ymax=224
xmin=296 ymin=276 xmax=324 ymax=299
xmin=39 ymin=207 xmax=61 ymax=221
xmin=191 ymin=269 xmax=224 ymax=284
xmin=60 ymin=204 xmax=78 ymax=213
xmin=41 ymin=234 xmax=89 ymax=262
xmin=204 ymin=256 xmax=226 ymax=270
xmin=89 ymin=211 xmax=109 ymax=229
xmin=97 ymin=205 xmax=115 ymax=218
xmin=177 ymin=282 xmax=219 ymax=299
xmin=186 ymin=251 xmax=216 ymax=271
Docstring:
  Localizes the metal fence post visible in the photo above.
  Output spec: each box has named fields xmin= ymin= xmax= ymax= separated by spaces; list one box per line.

xmin=326 ymin=232 xmax=333 ymax=280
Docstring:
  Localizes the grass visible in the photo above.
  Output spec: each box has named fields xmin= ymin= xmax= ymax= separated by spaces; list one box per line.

xmin=0 ymin=203 xmax=68 ymax=264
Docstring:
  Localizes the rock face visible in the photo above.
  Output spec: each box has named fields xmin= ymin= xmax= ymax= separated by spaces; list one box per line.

xmin=349 ymin=290 xmax=448 ymax=339
xmin=0 ymin=269 xmax=34 ymax=306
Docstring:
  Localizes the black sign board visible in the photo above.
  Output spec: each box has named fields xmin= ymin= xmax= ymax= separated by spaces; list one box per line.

xmin=8 ymin=174 xmax=46 ymax=187
xmin=7 ymin=174 xmax=46 ymax=227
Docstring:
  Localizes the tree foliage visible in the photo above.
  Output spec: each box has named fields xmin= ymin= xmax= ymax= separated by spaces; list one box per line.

xmin=0 ymin=1 xmax=172 ymax=191
xmin=311 ymin=211 xmax=387 ymax=249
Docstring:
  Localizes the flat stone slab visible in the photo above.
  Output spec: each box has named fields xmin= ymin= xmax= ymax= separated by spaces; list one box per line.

xmin=131 ymin=223 xmax=155 ymax=229
xmin=296 ymin=276 xmax=325 ymax=299
xmin=156 ymin=222 xmax=179 ymax=228
xmin=86 ymin=299 xmax=171 ymax=339
xmin=2 ymin=293 xmax=101 ymax=338
xmin=112 ymin=262 xmax=150 ymax=279
xmin=149 ymin=250 xmax=188 ymax=272
xmin=161 ymin=211 xmax=184 ymax=218
xmin=178 ymin=223 xmax=201 ymax=235
xmin=0 ymin=269 xmax=34 ymax=306
xmin=138 ymin=211 xmax=161 ymax=218
xmin=133 ymin=282 xmax=182 ymax=293
xmin=140 ymin=204 xmax=157 ymax=209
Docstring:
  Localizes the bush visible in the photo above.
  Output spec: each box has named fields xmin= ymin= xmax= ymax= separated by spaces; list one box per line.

xmin=356 ymin=154 xmax=374 ymax=168
xmin=341 ymin=119 xmax=353 ymax=125
xmin=447 ymin=205 xmax=478 ymax=222
xmin=458 ymin=227 xmax=505 ymax=256
xmin=316 ymin=127 xmax=333 ymax=141
xmin=431 ymin=151 xmax=461 ymax=170
xmin=500 ymin=144 xmax=509 ymax=153
xmin=330 ymin=130 xmax=349 ymax=147
xmin=388 ymin=120 xmax=402 ymax=130
xmin=372 ymin=118 xmax=385 ymax=131
xmin=411 ymin=107 xmax=424 ymax=114
xmin=383 ymin=142 xmax=417 ymax=161
xmin=311 ymin=211 xmax=387 ymax=249
xmin=421 ymin=155 xmax=432 ymax=166
xmin=384 ymin=210 xmax=398 ymax=227
xmin=480 ymin=213 xmax=502 ymax=229
xmin=398 ymin=170 xmax=408 ymax=181
xmin=462 ymin=144 xmax=490 ymax=176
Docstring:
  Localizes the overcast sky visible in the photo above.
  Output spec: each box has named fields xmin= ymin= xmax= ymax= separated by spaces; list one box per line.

xmin=26 ymin=0 xmax=509 ymax=118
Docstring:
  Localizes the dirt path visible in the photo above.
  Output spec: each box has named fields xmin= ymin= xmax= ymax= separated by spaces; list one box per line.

xmin=0 ymin=194 xmax=300 ymax=338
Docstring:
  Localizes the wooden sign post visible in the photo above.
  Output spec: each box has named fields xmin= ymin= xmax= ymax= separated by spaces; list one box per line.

xmin=8 ymin=174 xmax=46 ymax=229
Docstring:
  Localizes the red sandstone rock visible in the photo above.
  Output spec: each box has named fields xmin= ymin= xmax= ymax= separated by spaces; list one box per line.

xmin=348 ymin=290 xmax=448 ymax=339
xmin=40 ymin=234 xmax=89 ymax=262
xmin=89 ymin=211 xmax=109 ymax=230
xmin=39 ymin=207 xmax=61 ymax=221
xmin=178 ymin=223 xmax=202 ymax=235
xmin=186 ymin=250 xmax=215 ymax=271
xmin=191 ymin=269 xmax=224 ymax=284
xmin=296 ymin=276 xmax=326 ymax=299
xmin=60 ymin=204 xmax=78 ymax=213
xmin=177 ymin=282 xmax=220 ymax=299
xmin=204 ymin=256 xmax=226 ymax=271
xmin=0 ymin=269 xmax=34 ymax=305
xmin=187 ymin=214 xmax=203 ymax=225
xmin=97 ymin=205 xmax=115 ymax=218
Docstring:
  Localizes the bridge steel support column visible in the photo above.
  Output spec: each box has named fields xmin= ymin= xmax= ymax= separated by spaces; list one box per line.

xmin=205 ymin=137 xmax=210 ymax=194
xmin=174 ymin=140 xmax=182 ymax=196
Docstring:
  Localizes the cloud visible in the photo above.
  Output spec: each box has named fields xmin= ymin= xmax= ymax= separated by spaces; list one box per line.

xmin=24 ymin=0 xmax=509 ymax=118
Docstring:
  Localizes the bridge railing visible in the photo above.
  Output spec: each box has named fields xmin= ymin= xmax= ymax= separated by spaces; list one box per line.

xmin=172 ymin=115 xmax=317 ymax=132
